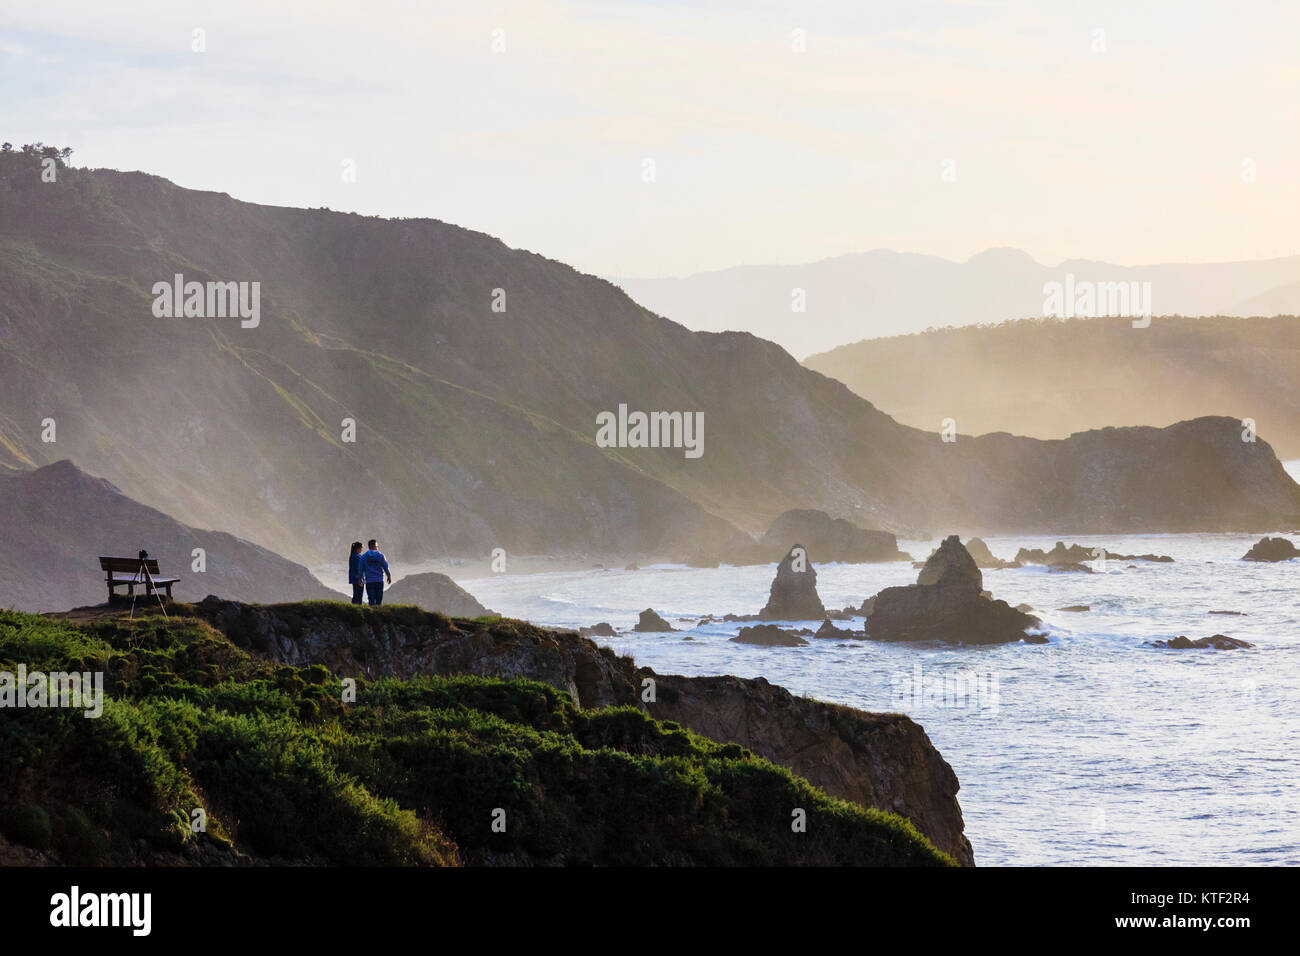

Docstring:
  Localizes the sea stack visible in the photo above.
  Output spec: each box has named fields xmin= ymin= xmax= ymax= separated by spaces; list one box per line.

xmin=1241 ymin=536 xmax=1300 ymax=562
xmin=869 ymin=535 xmax=1043 ymax=645
xmin=759 ymin=544 xmax=826 ymax=621
xmin=634 ymin=608 xmax=677 ymax=632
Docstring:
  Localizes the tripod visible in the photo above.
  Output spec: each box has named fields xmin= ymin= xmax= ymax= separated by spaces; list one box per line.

xmin=130 ymin=549 xmax=169 ymax=620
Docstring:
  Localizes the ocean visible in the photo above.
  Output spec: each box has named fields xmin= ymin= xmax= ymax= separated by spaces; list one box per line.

xmin=321 ymin=463 xmax=1300 ymax=865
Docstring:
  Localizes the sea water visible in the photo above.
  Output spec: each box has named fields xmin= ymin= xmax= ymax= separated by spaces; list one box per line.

xmin=320 ymin=463 xmax=1300 ymax=865
xmin=455 ymin=532 xmax=1300 ymax=866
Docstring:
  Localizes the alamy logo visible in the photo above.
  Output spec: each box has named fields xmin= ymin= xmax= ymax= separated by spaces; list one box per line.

xmin=0 ymin=666 xmax=103 ymax=718
xmin=49 ymin=886 xmax=151 ymax=936
xmin=596 ymin=404 xmax=704 ymax=459
xmin=152 ymin=273 xmax=260 ymax=328
xmin=891 ymin=662 xmax=999 ymax=714
xmin=1042 ymin=273 xmax=1152 ymax=327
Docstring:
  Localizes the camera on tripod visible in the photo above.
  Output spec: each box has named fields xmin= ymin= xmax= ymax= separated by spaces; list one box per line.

xmin=138 ymin=549 xmax=149 ymax=561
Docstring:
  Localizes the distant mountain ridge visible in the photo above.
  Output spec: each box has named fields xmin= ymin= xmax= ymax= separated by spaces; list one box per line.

xmin=804 ymin=315 xmax=1300 ymax=459
xmin=611 ymin=248 xmax=1300 ymax=359
xmin=2 ymin=149 xmax=1298 ymax=570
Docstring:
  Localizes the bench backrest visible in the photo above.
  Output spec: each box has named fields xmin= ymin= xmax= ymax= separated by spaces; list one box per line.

xmin=99 ymin=556 xmax=162 ymax=575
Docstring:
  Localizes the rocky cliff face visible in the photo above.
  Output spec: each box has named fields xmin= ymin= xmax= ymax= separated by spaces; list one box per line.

xmin=193 ymin=598 xmax=974 ymax=864
xmin=646 ymin=673 xmax=972 ymax=865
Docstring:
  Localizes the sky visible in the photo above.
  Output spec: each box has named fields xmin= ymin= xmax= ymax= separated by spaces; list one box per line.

xmin=2 ymin=0 xmax=1297 ymax=277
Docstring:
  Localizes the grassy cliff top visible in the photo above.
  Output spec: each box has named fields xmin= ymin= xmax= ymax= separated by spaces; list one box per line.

xmin=0 ymin=603 xmax=953 ymax=866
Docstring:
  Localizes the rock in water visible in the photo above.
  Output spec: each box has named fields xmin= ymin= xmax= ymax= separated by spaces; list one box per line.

xmin=580 ymin=622 xmax=617 ymax=637
xmin=1241 ymin=536 xmax=1300 ymax=561
xmin=963 ymin=537 xmax=1018 ymax=569
xmin=731 ymin=624 xmax=809 ymax=647
xmin=815 ymin=618 xmax=848 ymax=639
xmin=1016 ymin=541 xmax=1095 ymax=566
xmin=759 ymin=544 xmax=827 ymax=621
xmin=916 ymin=536 xmax=983 ymax=588
xmin=1147 ymin=634 xmax=1254 ymax=650
xmin=383 ymin=572 xmax=491 ymax=617
xmin=869 ymin=535 xmax=1041 ymax=645
xmin=1018 ymin=541 xmax=1173 ymax=565
xmin=633 ymin=608 xmax=676 ymax=632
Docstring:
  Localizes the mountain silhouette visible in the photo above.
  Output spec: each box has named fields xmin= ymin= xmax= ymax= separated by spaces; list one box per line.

xmin=2 ymin=150 xmax=1298 ymax=568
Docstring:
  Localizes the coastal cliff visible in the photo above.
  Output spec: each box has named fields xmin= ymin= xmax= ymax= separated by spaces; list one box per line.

xmin=195 ymin=598 xmax=974 ymax=864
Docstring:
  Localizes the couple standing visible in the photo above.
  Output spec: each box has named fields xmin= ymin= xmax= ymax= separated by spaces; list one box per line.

xmin=349 ymin=539 xmax=392 ymax=605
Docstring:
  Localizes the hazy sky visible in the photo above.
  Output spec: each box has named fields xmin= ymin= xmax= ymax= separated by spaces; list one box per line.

xmin=2 ymin=0 xmax=1296 ymax=277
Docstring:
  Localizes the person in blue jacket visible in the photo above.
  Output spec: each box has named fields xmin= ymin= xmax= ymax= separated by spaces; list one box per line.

xmin=348 ymin=541 xmax=365 ymax=605
xmin=358 ymin=538 xmax=391 ymax=606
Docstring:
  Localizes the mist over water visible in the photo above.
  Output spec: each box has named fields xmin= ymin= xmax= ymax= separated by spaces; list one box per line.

xmin=453 ymin=522 xmax=1300 ymax=866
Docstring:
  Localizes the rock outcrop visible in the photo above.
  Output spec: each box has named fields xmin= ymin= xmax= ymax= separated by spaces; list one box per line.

xmin=647 ymin=674 xmax=973 ymax=866
xmin=730 ymin=624 xmax=810 ymax=647
xmin=815 ymin=619 xmax=852 ymax=639
xmin=1147 ymin=634 xmax=1254 ymax=650
xmin=963 ymin=537 xmax=1018 ymax=569
xmin=192 ymin=597 xmax=974 ymax=864
xmin=916 ymin=535 xmax=983 ymax=587
xmin=1241 ymin=536 xmax=1300 ymax=561
xmin=869 ymin=536 xmax=1043 ymax=645
xmin=1017 ymin=541 xmax=1173 ymax=566
xmin=579 ymin=622 xmax=618 ymax=638
xmin=383 ymin=572 xmax=492 ymax=617
xmin=759 ymin=510 xmax=911 ymax=564
xmin=633 ymin=608 xmax=676 ymax=632
xmin=759 ymin=544 xmax=826 ymax=621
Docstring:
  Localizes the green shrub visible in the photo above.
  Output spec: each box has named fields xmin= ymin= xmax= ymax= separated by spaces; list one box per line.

xmin=2 ymin=804 xmax=52 ymax=849
xmin=0 ymin=607 xmax=953 ymax=867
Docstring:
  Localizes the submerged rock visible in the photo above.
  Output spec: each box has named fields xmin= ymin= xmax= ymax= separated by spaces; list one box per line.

xmin=633 ymin=608 xmax=676 ymax=632
xmin=869 ymin=536 xmax=1041 ymax=645
xmin=758 ymin=544 xmax=826 ymax=621
xmin=1057 ymin=605 xmax=1090 ymax=612
xmin=1241 ymin=536 xmax=1300 ymax=562
xmin=1147 ymin=634 xmax=1254 ymax=650
xmin=730 ymin=624 xmax=810 ymax=647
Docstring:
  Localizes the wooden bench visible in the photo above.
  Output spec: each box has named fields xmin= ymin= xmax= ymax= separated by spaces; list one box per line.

xmin=99 ymin=556 xmax=180 ymax=602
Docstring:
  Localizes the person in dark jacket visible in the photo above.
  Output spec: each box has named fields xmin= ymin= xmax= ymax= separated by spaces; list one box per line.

xmin=358 ymin=538 xmax=391 ymax=606
xmin=348 ymin=541 xmax=365 ymax=605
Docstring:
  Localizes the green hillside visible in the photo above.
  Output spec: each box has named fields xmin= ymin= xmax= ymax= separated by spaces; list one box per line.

xmin=0 ymin=604 xmax=952 ymax=866
xmin=806 ymin=314 xmax=1300 ymax=459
